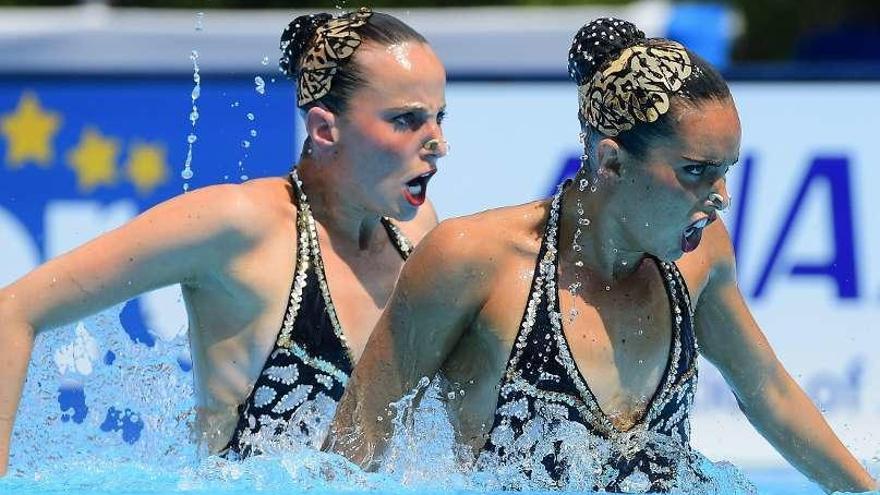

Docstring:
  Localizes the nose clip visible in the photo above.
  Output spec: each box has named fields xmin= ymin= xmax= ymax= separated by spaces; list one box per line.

xmin=708 ymin=192 xmax=728 ymax=211
xmin=422 ymin=138 xmax=450 ymax=155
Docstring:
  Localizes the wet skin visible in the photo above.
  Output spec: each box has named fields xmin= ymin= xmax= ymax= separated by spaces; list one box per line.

xmin=0 ymin=40 xmax=447 ymax=470
xmin=329 ymin=100 xmax=877 ymax=494
xmin=332 ymin=99 xmax=740 ymax=450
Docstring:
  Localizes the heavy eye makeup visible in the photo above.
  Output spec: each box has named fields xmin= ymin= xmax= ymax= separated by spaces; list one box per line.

xmin=385 ymin=106 xmax=447 ymax=132
xmin=679 ymin=156 xmax=737 ymax=181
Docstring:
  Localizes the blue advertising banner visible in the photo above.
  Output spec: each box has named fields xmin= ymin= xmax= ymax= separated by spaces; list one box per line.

xmin=0 ymin=74 xmax=297 ymax=294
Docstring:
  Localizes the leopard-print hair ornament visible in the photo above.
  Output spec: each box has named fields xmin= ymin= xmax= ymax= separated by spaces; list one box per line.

xmin=297 ymin=7 xmax=373 ymax=107
xmin=579 ymin=42 xmax=692 ymax=137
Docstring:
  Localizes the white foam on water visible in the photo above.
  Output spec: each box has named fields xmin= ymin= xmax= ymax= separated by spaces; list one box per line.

xmin=7 ymin=307 xmax=874 ymax=494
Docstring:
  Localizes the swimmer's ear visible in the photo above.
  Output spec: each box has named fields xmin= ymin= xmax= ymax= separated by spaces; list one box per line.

xmin=305 ymin=106 xmax=340 ymax=155
xmin=595 ymin=138 xmax=623 ymax=181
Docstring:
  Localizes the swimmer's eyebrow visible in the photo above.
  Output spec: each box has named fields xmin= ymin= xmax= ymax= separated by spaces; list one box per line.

xmin=387 ymin=103 xmax=447 ymax=114
xmin=681 ymin=155 xmax=739 ymax=167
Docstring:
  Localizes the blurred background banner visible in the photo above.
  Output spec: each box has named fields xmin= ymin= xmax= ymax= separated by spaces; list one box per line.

xmin=1 ymin=0 xmax=879 ymax=471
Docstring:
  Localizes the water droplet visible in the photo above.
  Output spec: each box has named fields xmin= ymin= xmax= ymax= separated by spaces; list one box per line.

xmin=377 ymin=415 xmax=383 ymax=422
xmin=254 ymin=76 xmax=266 ymax=95
xmin=261 ymin=56 xmax=270 ymax=66
xmin=181 ymin=168 xmax=193 ymax=180
xmin=187 ymin=133 xmax=197 ymax=144
xmin=241 ymin=140 xmax=251 ymax=148
xmin=579 ymin=178 xmax=589 ymax=191
xmin=575 ymin=260 xmax=584 ymax=267
xmin=189 ymin=110 xmax=199 ymax=123
xmin=246 ymin=112 xmax=255 ymax=121
xmin=250 ymin=129 xmax=257 ymax=137
xmin=604 ymin=285 xmax=611 ymax=291
xmin=183 ymin=183 xmax=190 ymax=192
xmin=231 ymin=101 xmax=240 ymax=108
xmin=194 ymin=12 xmax=204 ymax=31
xmin=590 ymin=185 xmax=597 ymax=193
xmin=446 ymin=392 xmax=456 ymax=400
xmin=190 ymin=85 xmax=200 ymax=100
xmin=240 ymin=174 xmax=249 ymax=181
xmin=638 ymin=359 xmax=644 ymax=365
xmin=578 ymin=217 xmax=591 ymax=226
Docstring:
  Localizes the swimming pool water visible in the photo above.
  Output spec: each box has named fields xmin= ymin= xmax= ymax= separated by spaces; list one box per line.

xmin=3 ymin=307 xmax=877 ymax=495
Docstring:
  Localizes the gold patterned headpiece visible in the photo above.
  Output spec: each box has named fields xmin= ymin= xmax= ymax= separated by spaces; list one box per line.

xmin=578 ymin=41 xmax=692 ymax=137
xmin=297 ymin=7 xmax=373 ymax=107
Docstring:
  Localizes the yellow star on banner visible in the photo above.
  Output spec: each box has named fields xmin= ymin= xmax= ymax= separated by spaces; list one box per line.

xmin=67 ymin=127 xmax=119 ymax=192
xmin=1 ymin=92 xmax=62 ymax=168
xmin=125 ymin=141 xmax=168 ymax=195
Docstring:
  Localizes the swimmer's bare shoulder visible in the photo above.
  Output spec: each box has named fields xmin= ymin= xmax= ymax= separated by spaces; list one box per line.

xmin=411 ymin=199 xmax=547 ymax=286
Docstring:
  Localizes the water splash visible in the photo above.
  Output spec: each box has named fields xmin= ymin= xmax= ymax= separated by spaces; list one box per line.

xmin=194 ymin=12 xmax=204 ymax=32
xmin=5 ymin=306 xmax=821 ymax=495
xmin=181 ymin=49 xmax=201 ymax=192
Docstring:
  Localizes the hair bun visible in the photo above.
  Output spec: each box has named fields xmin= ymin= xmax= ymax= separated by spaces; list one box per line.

xmin=568 ymin=17 xmax=645 ymax=85
xmin=279 ymin=12 xmax=334 ymax=78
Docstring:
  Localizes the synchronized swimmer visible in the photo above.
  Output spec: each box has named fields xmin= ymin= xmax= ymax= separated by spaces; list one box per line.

xmin=0 ymin=7 xmax=446 ymax=470
xmin=0 ymin=8 xmax=876 ymax=495
xmin=325 ymin=16 xmax=877 ymax=495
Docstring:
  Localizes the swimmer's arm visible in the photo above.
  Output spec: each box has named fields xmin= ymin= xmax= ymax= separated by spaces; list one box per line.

xmin=0 ymin=184 xmax=266 ymax=476
xmin=325 ymin=219 xmax=488 ymax=469
xmin=694 ymin=223 xmax=876 ymax=494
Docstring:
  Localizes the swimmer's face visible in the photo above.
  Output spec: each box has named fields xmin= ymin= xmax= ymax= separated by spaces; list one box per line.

xmin=334 ymin=41 xmax=447 ymax=221
xmin=611 ymin=98 xmax=740 ymax=260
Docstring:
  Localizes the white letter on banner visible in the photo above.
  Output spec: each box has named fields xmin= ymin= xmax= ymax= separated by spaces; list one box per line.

xmin=44 ymin=200 xmax=137 ymax=258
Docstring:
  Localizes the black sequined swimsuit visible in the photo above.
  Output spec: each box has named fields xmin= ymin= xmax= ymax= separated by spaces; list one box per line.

xmin=223 ymin=170 xmax=412 ymax=457
xmin=477 ymin=184 xmax=703 ymax=492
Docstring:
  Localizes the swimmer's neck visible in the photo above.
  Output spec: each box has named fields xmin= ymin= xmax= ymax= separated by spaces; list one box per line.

xmin=559 ymin=178 xmax=644 ymax=283
xmin=295 ymin=159 xmax=386 ymax=252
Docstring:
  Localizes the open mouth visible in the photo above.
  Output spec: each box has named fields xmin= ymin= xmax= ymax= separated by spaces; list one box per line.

xmin=681 ymin=212 xmax=717 ymax=253
xmin=403 ymin=169 xmax=436 ymax=207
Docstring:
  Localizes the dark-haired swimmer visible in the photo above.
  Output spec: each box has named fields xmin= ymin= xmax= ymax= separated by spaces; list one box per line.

xmin=327 ymin=17 xmax=877 ymax=494
xmin=0 ymin=8 xmax=447 ymax=471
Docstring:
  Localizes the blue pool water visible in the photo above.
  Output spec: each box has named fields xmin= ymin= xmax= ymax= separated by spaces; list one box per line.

xmin=0 ymin=463 xmax=850 ymax=495
xmin=3 ymin=308 xmax=876 ymax=495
